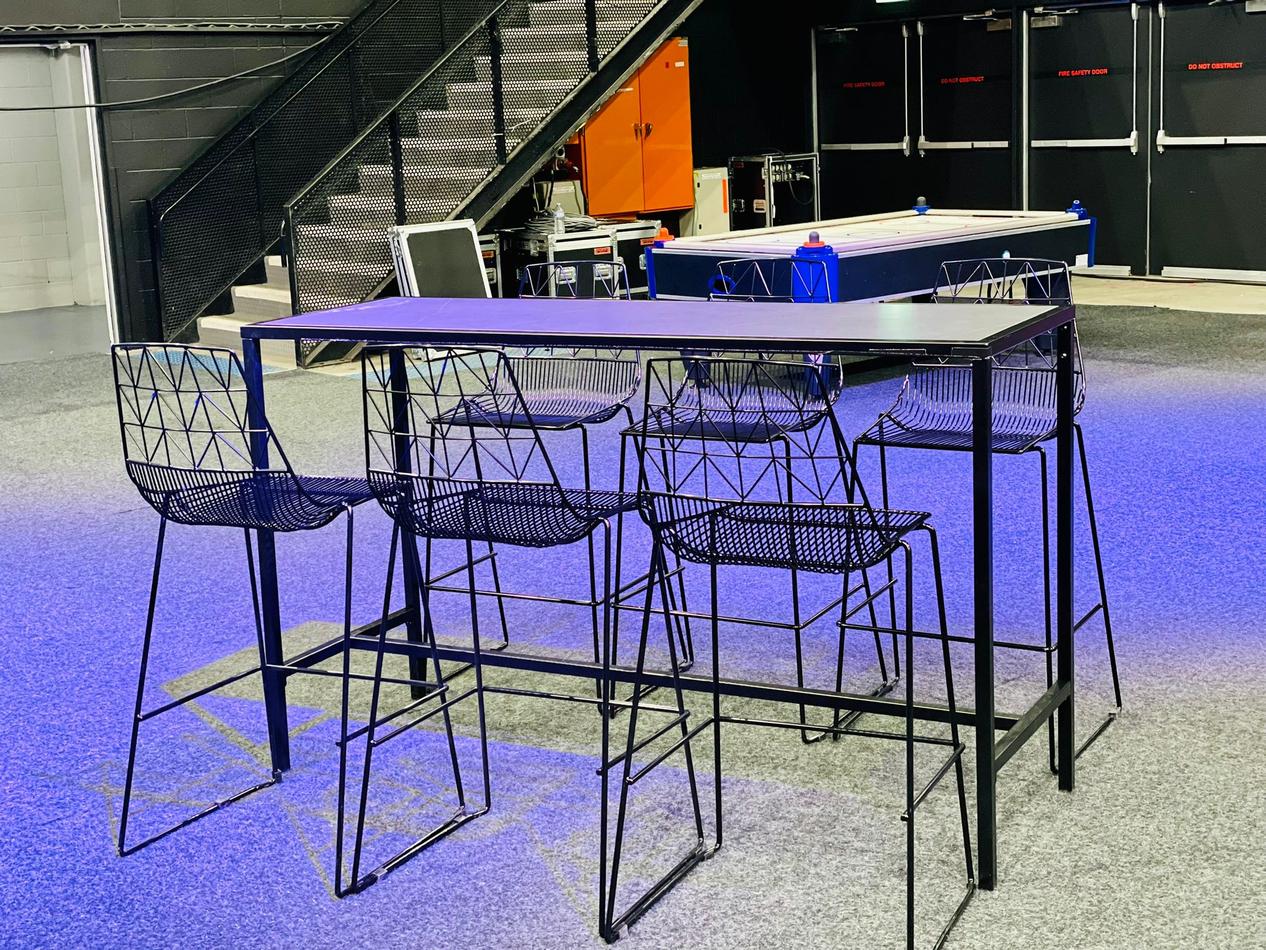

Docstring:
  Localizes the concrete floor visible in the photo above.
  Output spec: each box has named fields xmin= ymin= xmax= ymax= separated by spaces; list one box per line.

xmin=2 ymin=302 xmax=1265 ymax=948
xmin=0 ymin=304 xmax=112 ymax=365
xmin=1073 ymin=273 xmax=1266 ymax=314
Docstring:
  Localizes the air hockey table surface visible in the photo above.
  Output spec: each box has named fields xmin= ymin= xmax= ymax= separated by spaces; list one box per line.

xmin=646 ymin=207 xmax=1095 ymax=301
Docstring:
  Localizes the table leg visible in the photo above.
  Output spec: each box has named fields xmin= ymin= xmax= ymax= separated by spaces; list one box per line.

xmin=387 ymin=349 xmax=428 ymax=694
xmin=242 ymin=336 xmax=291 ymax=774
xmin=1056 ymin=319 xmax=1076 ymax=790
xmin=972 ymin=356 xmax=996 ymax=889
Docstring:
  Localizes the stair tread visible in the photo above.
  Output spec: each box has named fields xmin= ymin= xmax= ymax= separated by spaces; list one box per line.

xmin=233 ymin=284 xmax=291 ymax=302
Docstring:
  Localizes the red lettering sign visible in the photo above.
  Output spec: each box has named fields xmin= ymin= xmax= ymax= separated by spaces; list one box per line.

xmin=939 ymin=75 xmax=986 ymax=85
xmin=841 ymin=80 xmax=887 ymax=89
xmin=1057 ymin=67 xmax=1109 ymax=78
xmin=1187 ymin=61 xmax=1244 ymax=71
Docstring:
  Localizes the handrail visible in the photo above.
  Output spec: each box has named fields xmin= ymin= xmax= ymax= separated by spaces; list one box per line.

xmin=283 ymin=0 xmax=517 ymax=217
xmin=156 ymin=0 xmax=409 ymax=224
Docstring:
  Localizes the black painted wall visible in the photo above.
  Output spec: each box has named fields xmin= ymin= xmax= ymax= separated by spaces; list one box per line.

xmin=813 ymin=0 xmax=1266 ymax=274
xmin=0 ymin=1 xmax=361 ymax=340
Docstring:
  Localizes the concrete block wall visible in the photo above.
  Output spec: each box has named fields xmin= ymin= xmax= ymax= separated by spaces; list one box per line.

xmin=0 ymin=48 xmax=74 ymax=313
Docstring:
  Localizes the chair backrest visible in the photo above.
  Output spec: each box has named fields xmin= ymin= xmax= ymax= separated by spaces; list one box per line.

xmin=111 ymin=344 xmax=296 ymax=513
xmin=636 ymin=356 xmax=876 ymax=517
xmin=361 ymin=347 xmax=570 ymax=534
xmin=518 ymin=259 xmax=631 ymax=300
xmin=926 ymin=257 xmax=1084 ymax=411
xmin=709 ymin=256 xmax=832 ymax=304
xmin=515 ymin=259 xmax=638 ymax=371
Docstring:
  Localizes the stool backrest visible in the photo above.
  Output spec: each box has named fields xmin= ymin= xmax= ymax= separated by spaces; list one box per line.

xmin=637 ymin=355 xmax=878 ymax=518
xmin=111 ymin=344 xmax=297 ymax=512
xmin=926 ymin=257 xmax=1085 ymax=413
xmin=518 ymin=259 xmax=631 ymax=300
xmin=709 ymin=256 xmax=832 ymax=304
xmin=361 ymin=347 xmax=568 ymax=528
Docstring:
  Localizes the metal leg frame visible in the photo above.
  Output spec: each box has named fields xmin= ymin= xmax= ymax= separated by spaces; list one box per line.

xmin=336 ymin=523 xmax=489 ymax=895
xmin=117 ymin=516 xmax=281 ymax=856
xmin=600 ymin=531 xmax=973 ymax=946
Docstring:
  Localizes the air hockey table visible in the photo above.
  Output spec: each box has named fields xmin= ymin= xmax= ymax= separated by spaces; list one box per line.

xmin=645 ymin=206 xmax=1096 ymax=301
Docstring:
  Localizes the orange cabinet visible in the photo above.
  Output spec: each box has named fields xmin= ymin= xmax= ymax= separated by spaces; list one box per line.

xmin=581 ymin=37 xmax=693 ymax=216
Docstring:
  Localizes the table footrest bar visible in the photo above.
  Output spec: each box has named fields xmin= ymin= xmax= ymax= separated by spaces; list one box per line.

xmin=627 ymin=718 xmax=713 ymax=785
xmin=901 ymin=742 xmax=966 ymax=821
xmin=721 ymin=712 xmax=956 ymax=746
xmin=600 ymin=711 xmax=691 ymax=776
xmin=380 ymin=639 xmax=998 ymax=728
xmin=484 ymin=683 xmax=682 ymax=716
xmin=269 ymin=663 xmax=444 ymax=692
xmin=369 ymin=687 xmax=479 ymax=749
xmin=994 ymin=681 xmax=1071 ymax=772
xmin=139 ymin=666 xmax=260 ymax=722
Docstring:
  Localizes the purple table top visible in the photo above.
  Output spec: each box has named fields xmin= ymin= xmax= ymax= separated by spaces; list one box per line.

xmin=241 ymin=295 xmax=1072 ymax=356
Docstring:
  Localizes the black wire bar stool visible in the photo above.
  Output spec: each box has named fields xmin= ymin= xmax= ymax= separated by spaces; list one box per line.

xmin=617 ymin=254 xmax=896 ymax=745
xmin=346 ymin=346 xmax=697 ymax=915
xmin=605 ymin=355 xmax=975 ymax=946
xmin=111 ymin=344 xmax=376 ymax=857
xmin=500 ymin=260 xmax=695 ymax=704
xmin=855 ymin=258 xmax=1122 ymax=767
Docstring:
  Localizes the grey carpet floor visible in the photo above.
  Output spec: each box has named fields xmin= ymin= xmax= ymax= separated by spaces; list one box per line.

xmin=1 ymin=303 xmax=1265 ymax=949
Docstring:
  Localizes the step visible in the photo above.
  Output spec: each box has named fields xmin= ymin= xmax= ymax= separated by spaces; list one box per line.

xmin=357 ymin=161 xmax=494 ymax=192
xmin=415 ymin=107 xmax=547 ymax=137
xmin=500 ymin=21 xmax=639 ymax=51
xmin=444 ymin=79 xmax=574 ymax=113
xmin=293 ymin=223 xmax=395 ymax=261
xmin=398 ymin=135 xmax=499 ymax=166
xmin=473 ymin=50 xmax=589 ymax=83
xmin=264 ymin=255 xmax=289 ymax=288
xmin=230 ymin=283 xmax=293 ymax=320
xmin=329 ymin=170 xmax=490 ymax=216
xmin=197 ymin=313 xmax=296 ymax=367
xmin=528 ymin=0 xmax=651 ymax=28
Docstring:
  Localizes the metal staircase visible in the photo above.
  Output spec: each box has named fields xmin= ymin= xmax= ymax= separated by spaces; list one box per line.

xmin=148 ymin=0 xmax=702 ymax=363
xmin=284 ymin=0 xmax=701 ymax=365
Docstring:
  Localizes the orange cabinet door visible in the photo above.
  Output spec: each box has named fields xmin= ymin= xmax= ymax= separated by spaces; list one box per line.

xmin=582 ymin=77 xmax=644 ymax=216
xmin=638 ymin=38 xmax=694 ymax=212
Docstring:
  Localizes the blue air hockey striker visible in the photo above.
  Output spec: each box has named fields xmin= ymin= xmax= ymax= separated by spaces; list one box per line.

xmin=645 ymin=204 xmax=1096 ymax=301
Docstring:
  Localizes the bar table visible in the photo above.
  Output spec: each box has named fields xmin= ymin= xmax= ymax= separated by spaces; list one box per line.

xmin=240 ymin=294 xmax=1079 ymax=892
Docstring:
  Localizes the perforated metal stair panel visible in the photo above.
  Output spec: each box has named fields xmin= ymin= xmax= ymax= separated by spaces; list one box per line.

xmin=150 ymin=0 xmax=507 ymax=343
xmin=287 ymin=0 xmax=661 ymax=353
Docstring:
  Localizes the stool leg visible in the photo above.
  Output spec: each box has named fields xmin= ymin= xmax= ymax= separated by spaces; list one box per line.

xmin=602 ymin=539 xmax=706 ymax=941
xmin=347 ymin=521 xmax=399 ymax=890
xmin=926 ymin=527 xmax=976 ymax=883
xmin=117 ymin=514 xmax=167 ymax=856
xmin=902 ymin=542 xmax=915 ymax=950
xmin=1077 ymin=424 xmax=1123 ymax=711
xmin=334 ymin=507 xmax=355 ymax=897
xmin=118 ymin=518 xmax=278 ymax=856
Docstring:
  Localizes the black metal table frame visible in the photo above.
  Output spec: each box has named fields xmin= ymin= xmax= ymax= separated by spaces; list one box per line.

xmin=239 ymin=301 xmax=1079 ymax=893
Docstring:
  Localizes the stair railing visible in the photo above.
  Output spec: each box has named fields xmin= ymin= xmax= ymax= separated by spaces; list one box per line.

xmin=284 ymin=0 xmax=659 ymax=318
xmin=149 ymin=0 xmax=503 ymax=342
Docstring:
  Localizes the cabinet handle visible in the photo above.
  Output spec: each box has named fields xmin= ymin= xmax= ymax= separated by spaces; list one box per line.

xmin=643 ymin=122 xmax=654 ymax=139
xmin=633 ymin=123 xmax=642 ymax=138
